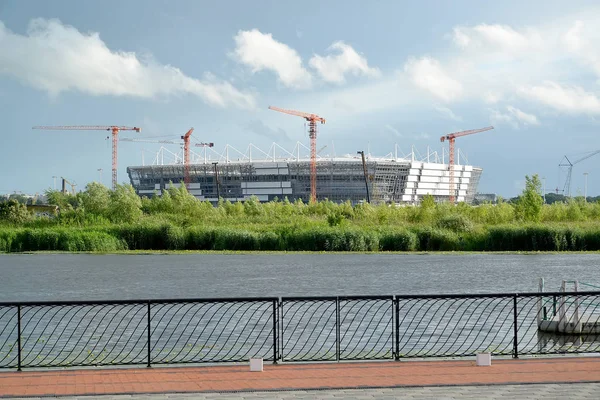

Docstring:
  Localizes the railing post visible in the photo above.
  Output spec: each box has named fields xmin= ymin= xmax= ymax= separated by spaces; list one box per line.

xmin=272 ymin=300 xmax=277 ymax=364
xmin=279 ymin=299 xmax=284 ymax=362
xmin=395 ymin=297 xmax=399 ymax=361
xmin=17 ymin=305 xmax=21 ymax=372
xmin=147 ymin=301 xmax=151 ymax=368
xmin=513 ymin=295 xmax=519 ymax=359
xmin=336 ymin=297 xmax=340 ymax=362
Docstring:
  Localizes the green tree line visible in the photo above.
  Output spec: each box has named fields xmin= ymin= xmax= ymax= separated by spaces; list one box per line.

xmin=2 ymin=174 xmax=600 ymax=252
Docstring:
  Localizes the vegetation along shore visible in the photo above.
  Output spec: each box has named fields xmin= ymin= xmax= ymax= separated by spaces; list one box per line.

xmin=2 ymin=175 xmax=600 ymax=253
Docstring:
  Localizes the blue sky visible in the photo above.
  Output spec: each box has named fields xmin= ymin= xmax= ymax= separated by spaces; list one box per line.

xmin=2 ymin=0 xmax=600 ymax=197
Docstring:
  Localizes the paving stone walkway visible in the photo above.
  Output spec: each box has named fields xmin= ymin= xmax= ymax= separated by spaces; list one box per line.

xmin=2 ymin=357 xmax=600 ymax=398
xmin=6 ymin=383 xmax=600 ymax=400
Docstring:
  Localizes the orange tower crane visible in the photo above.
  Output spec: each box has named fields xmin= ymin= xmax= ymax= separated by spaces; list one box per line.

xmin=440 ymin=126 xmax=494 ymax=204
xmin=121 ymin=128 xmax=214 ymax=187
xmin=33 ymin=125 xmax=141 ymax=190
xmin=268 ymin=106 xmax=326 ymax=203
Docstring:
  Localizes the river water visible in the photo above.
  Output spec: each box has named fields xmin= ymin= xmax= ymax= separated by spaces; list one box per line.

xmin=1 ymin=253 xmax=599 ymax=302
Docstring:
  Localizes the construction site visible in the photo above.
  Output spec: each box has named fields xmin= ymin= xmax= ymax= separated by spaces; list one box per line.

xmin=32 ymin=107 xmax=495 ymax=205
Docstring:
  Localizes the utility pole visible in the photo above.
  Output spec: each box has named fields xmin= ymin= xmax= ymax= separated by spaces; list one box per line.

xmin=584 ymin=172 xmax=589 ymax=202
xmin=357 ymin=151 xmax=370 ymax=203
xmin=97 ymin=168 xmax=103 ymax=184
xmin=212 ymin=162 xmax=220 ymax=200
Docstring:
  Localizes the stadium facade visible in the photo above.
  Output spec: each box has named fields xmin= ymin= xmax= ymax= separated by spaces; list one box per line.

xmin=127 ymin=144 xmax=482 ymax=204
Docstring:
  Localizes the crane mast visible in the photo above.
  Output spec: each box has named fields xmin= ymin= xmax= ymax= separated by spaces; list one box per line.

xmin=440 ymin=126 xmax=494 ymax=204
xmin=121 ymin=129 xmax=214 ymax=188
xmin=559 ymin=149 xmax=600 ymax=197
xmin=268 ymin=106 xmax=325 ymax=203
xmin=33 ymin=125 xmax=141 ymax=190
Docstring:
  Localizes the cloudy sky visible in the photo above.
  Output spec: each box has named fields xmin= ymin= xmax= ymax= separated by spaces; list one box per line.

xmin=1 ymin=0 xmax=600 ymax=197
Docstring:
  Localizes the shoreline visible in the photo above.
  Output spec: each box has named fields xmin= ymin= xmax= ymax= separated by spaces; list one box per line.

xmin=3 ymin=250 xmax=600 ymax=255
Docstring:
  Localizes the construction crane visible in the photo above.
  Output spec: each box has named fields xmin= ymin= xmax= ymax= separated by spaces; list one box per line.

xmin=121 ymin=128 xmax=214 ymax=187
xmin=269 ymin=106 xmax=326 ymax=203
xmin=61 ymin=177 xmax=77 ymax=195
xmin=559 ymin=149 xmax=600 ymax=197
xmin=32 ymin=125 xmax=141 ymax=190
xmin=440 ymin=126 xmax=494 ymax=204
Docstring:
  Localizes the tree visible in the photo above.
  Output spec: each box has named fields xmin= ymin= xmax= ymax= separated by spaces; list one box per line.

xmin=80 ymin=182 xmax=111 ymax=217
xmin=515 ymin=174 xmax=543 ymax=222
xmin=107 ymin=184 xmax=142 ymax=223
xmin=0 ymin=200 xmax=32 ymax=224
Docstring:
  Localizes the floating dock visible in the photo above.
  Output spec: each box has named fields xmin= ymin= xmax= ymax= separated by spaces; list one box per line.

xmin=537 ymin=279 xmax=600 ymax=334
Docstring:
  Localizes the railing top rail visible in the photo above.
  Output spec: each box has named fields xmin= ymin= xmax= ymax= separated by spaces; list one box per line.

xmin=1 ymin=291 xmax=600 ymax=307
xmin=396 ymin=290 xmax=600 ymax=299
xmin=281 ymin=295 xmax=394 ymax=301
xmin=0 ymin=296 xmax=280 ymax=307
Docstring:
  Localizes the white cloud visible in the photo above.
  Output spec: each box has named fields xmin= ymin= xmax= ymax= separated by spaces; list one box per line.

xmin=518 ymin=82 xmax=600 ymax=114
xmin=434 ymin=106 xmax=462 ymax=121
xmin=404 ymin=57 xmax=463 ymax=102
xmin=507 ymin=106 xmax=539 ymax=125
xmin=0 ymin=19 xmax=255 ymax=109
xmin=309 ymin=41 xmax=380 ymax=84
xmin=232 ymin=29 xmax=312 ymax=89
xmin=563 ymin=20 xmax=600 ymax=77
xmin=483 ymin=92 xmax=502 ymax=104
xmin=490 ymin=105 xmax=540 ymax=128
xmin=452 ymin=24 xmax=542 ymax=53
xmin=384 ymin=124 xmax=401 ymax=137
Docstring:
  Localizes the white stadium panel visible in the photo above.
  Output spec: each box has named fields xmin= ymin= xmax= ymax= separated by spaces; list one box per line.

xmin=420 ymin=170 xmax=446 ymax=177
xmin=417 ymin=182 xmax=447 ymax=190
xmin=242 ymin=181 xmax=283 ymax=189
xmin=254 ymin=168 xmax=282 ymax=175
xmin=242 ymin=188 xmax=284 ymax=195
xmin=421 ymin=163 xmax=447 ymax=171
xmin=405 ymin=182 xmax=416 ymax=188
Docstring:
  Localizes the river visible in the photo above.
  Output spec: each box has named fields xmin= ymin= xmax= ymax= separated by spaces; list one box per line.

xmin=1 ymin=253 xmax=599 ymax=302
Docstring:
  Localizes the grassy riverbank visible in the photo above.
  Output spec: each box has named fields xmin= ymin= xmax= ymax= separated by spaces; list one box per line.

xmin=2 ymin=178 xmax=600 ymax=253
xmin=3 ymin=223 xmax=600 ymax=253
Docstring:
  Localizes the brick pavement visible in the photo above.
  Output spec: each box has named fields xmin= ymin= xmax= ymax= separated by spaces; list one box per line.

xmin=1 ymin=357 xmax=600 ymax=398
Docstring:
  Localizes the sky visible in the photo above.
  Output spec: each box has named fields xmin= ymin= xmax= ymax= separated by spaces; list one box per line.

xmin=1 ymin=0 xmax=600 ymax=198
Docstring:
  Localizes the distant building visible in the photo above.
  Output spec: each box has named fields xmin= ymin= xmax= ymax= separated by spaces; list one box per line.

xmin=474 ymin=193 xmax=498 ymax=204
xmin=128 ymin=143 xmax=483 ymax=205
xmin=26 ymin=204 xmax=59 ymax=218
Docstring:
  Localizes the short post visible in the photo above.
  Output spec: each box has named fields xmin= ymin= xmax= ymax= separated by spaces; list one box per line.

xmin=147 ymin=301 xmax=151 ymax=368
xmin=250 ymin=358 xmax=264 ymax=372
xmin=513 ymin=295 xmax=519 ymax=359
xmin=17 ymin=305 xmax=21 ymax=372
xmin=476 ymin=352 xmax=492 ymax=366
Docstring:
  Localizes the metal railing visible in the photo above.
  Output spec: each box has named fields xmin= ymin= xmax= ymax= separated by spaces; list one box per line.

xmin=1 ymin=292 xmax=600 ymax=370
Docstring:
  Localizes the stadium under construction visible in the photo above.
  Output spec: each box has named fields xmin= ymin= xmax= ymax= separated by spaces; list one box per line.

xmin=127 ymin=142 xmax=482 ymax=205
